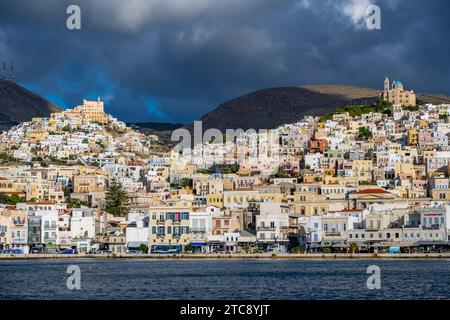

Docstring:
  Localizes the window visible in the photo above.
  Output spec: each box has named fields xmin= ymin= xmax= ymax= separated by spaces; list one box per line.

xmin=182 ymin=212 xmax=189 ymax=220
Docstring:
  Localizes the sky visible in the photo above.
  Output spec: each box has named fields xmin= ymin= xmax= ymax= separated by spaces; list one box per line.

xmin=1 ymin=0 xmax=449 ymax=124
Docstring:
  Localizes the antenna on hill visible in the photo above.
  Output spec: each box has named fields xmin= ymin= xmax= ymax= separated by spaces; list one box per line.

xmin=2 ymin=62 xmax=6 ymax=80
xmin=10 ymin=61 xmax=15 ymax=82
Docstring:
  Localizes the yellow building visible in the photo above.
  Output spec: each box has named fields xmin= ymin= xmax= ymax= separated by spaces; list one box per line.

xmin=222 ymin=190 xmax=284 ymax=209
xmin=73 ymin=98 xmax=108 ymax=124
xmin=407 ymin=129 xmax=418 ymax=146
xmin=147 ymin=201 xmax=192 ymax=248
xmin=432 ymin=189 xmax=450 ymax=201
xmin=73 ymin=174 xmax=106 ymax=193
xmin=0 ymin=210 xmax=12 ymax=249
xmin=293 ymin=192 xmax=346 ymax=216
xmin=352 ymin=160 xmax=373 ymax=182
xmin=206 ymin=194 xmax=223 ymax=208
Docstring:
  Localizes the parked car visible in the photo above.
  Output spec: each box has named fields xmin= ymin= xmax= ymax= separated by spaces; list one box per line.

xmin=126 ymin=249 xmax=142 ymax=254
xmin=62 ymin=249 xmax=79 ymax=254
xmin=97 ymin=250 xmax=112 ymax=254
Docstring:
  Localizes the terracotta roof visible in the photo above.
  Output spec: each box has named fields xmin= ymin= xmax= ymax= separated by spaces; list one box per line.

xmin=26 ymin=201 xmax=56 ymax=205
xmin=354 ymin=188 xmax=391 ymax=194
xmin=329 ymin=209 xmax=363 ymax=213
xmin=1 ymin=191 xmax=25 ymax=195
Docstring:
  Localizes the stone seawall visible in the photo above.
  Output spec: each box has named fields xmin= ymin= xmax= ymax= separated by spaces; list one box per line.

xmin=2 ymin=253 xmax=450 ymax=260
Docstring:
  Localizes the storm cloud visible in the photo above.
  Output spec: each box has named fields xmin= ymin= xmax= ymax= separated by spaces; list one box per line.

xmin=0 ymin=0 xmax=449 ymax=123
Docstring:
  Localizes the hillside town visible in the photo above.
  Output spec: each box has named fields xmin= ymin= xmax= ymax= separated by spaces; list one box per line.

xmin=2 ymin=78 xmax=450 ymax=255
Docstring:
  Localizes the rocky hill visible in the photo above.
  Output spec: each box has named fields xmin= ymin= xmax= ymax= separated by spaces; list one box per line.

xmin=0 ymin=79 xmax=61 ymax=131
xmin=186 ymin=84 xmax=450 ymax=131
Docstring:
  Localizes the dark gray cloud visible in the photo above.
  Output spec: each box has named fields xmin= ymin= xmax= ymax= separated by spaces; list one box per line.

xmin=1 ymin=0 xmax=449 ymax=123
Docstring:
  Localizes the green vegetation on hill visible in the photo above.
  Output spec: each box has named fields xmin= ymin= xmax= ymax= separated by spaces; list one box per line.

xmin=171 ymin=178 xmax=193 ymax=189
xmin=358 ymin=127 xmax=373 ymax=141
xmin=0 ymin=193 xmax=26 ymax=205
xmin=319 ymin=100 xmax=393 ymax=122
xmin=0 ymin=152 xmax=18 ymax=164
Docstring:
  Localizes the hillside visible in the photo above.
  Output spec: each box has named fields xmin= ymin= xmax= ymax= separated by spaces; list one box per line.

xmin=186 ymin=85 xmax=450 ymax=131
xmin=0 ymin=79 xmax=61 ymax=131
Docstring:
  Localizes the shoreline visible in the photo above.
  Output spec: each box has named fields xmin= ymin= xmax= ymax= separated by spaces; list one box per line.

xmin=2 ymin=253 xmax=450 ymax=260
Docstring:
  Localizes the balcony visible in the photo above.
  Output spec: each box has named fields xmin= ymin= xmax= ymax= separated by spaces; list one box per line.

xmin=257 ymin=226 xmax=276 ymax=231
xmin=173 ymin=233 xmax=181 ymax=238
xmin=44 ymin=225 xmax=57 ymax=230
xmin=324 ymin=231 xmax=342 ymax=237
xmin=156 ymin=233 xmax=165 ymax=238
xmin=13 ymin=219 xmax=26 ymax=225
xmin=156 ymin=219 xmax=165 ymax=225
xmin=173 ymin=220 xmax=181 ymax=225
xmin=191 ymin=228 xmax=206 ymax=233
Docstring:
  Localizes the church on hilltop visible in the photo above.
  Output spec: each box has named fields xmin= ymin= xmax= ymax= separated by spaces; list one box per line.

xmin=382 ymin=77 xmax=416 ymax=107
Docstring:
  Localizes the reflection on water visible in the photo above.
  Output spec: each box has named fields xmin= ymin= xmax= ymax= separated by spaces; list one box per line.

xmin=1 ymin=259 xmax=449 ymax=300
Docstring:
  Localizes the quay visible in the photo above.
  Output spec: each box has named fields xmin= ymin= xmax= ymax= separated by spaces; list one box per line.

xmin=2 ymin=253 xmax=450 ymax=259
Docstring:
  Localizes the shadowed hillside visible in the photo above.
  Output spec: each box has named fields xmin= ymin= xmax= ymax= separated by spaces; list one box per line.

xmin=0 ymin=79 xmax=61 ymax=131
xmin=185 ymin=84 xmax=450 ymax=132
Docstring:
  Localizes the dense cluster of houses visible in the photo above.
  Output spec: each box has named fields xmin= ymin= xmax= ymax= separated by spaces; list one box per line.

xmin=2 ymin=79 xmax=450 ymax=254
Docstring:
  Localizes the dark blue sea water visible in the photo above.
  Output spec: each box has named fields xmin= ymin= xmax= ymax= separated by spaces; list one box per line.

xmin=1 ymin=259 xmax=449 ymax=300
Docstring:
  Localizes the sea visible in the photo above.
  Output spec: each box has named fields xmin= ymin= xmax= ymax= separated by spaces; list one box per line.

xmin=1 ymin=259 xmax=449 ymax=299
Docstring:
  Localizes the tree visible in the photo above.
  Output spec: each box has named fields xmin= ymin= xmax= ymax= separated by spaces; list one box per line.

xmin=138 ymin=244 xmax=149 ymax=253
xmin=358 ymin=127 xmax=373 ymax=141
xmin=349 ymin=242 xmax=359 ymax=254
xmin=0 ymin=193 xmax=26 ymax=205
xmin=179 ymin=178 xmax=193 ymax=188
xmin=105 ymin=178 xmax=128 ymax=217
xmin=292 ymin=246 xmax=304 ymax=254
xmin=273 ymin=167 xmax=289 ymax=178
xmin=171 ymin=178 xmax=193 ymax=189
xmin=184 ymin=244 xmax=193 ymax=252
xmin=67 ymin=198 xmax=88 ymax=208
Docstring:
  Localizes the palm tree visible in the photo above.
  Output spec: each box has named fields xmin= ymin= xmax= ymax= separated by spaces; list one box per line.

xmin=349 ymin=242 xmax=359 ymax=254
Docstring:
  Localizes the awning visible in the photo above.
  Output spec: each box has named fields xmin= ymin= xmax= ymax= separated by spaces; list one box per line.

xmin=190 ymin=242 xmax=207 ymax=247
xmin=127 ymin=241 xmax=147 ymax=248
